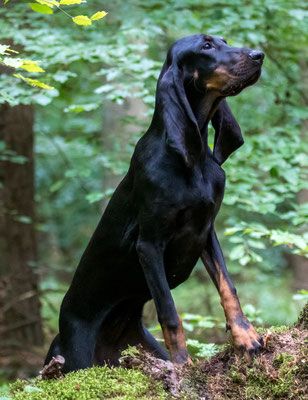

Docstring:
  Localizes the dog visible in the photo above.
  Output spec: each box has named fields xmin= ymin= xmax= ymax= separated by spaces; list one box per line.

xmin=43 ymin=34 xmax=264 ymax=374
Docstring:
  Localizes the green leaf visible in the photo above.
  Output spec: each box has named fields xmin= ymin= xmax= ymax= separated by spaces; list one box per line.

xmin=14 ymin=215 xmax=32 ymax=224
xmin=239 ymin=255 xmax=251 ymax=266
xmin=29 ymin=3 xmax=54 ymax=14
xmin=72 ymin=15 xmax=92 ymax=26
xmin=85 ymin=192 xmax=104 ymax=204
xmin=91 ymin=11 xmax=107 ymax=21
xmin=186 ymin=340 xmax=219 ymax=359
xmin=50 ymin=180 xmax=65 ymax=193
xmin=224 ymin=227 xmax=242 ymax=236
xmin=229 ymin=245 xmax=245 ymax=260
xmin=59 ymin=0 xmax=85 ymax=4
xmin=64 ymin=103 xmax=98 ymax=113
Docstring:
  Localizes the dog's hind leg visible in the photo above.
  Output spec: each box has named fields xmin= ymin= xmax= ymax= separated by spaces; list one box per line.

xmin=57 ymin=307 xmax=103 ymax=373
xmin=44 ymin=334 xmax=61 ymax=365
xmin=43 ymin=292 xmax=105 ymax=374
xmin=94 ymin=299 xmax=168 ymax=366
xmin=142 ymin=326 xmax=169 ymax=360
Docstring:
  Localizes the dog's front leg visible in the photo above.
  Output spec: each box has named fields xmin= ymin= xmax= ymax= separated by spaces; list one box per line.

xmin=136 ymin=236 xmax=189 ymax=364
xmin=201 ymin=228 xmax=263 ymax=358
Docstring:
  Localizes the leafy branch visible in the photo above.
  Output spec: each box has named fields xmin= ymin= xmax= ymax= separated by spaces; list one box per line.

xmin=0 ymin=44 xmax=54 ymax=90
xmin=4 ymin=0 xmax=107 ymax=26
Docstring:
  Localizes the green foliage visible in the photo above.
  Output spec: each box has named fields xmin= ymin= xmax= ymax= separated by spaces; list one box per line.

xmin=181 ymin=313 xmax=217 ymax=332
xmin=0 ymin=0 xmax=307 ymax=331
xmin=186 ymin=340 xmax=219 ymax=359
xmin=0 ymin=44 xmax=53 ymax=91
xmin=6 ymin=314 xmax=307 ymax=399
xmin=3 ymin=0 xmax=108 ymax=26
xmin=293 ymin=290 xmax=308 ymax=302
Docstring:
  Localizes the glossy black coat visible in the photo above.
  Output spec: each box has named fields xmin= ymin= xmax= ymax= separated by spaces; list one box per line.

xmin=44 ymin=34 xmax=263 ymax=372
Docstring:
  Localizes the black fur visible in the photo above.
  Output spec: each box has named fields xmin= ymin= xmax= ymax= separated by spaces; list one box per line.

xmin=45 ymin=34 xmax=264 ymax=372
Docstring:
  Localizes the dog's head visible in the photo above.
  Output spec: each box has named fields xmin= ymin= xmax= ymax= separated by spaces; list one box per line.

xmin=157 ymin=34 xmax=264 ymax=166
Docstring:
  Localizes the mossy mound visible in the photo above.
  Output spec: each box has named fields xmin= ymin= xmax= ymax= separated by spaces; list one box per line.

xmin=189 ymin=325 xmax=307 ymax=399
xmin=9 ymin=366 xmax=168 ymax=400
xmin=7 ymin=304 xmax=308 ymax=400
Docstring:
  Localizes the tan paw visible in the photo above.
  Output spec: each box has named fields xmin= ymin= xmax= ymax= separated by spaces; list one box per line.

xmin=170 ymin=348 xmax=191 ymax=365
xmin=230 ymin=318 xmax=263 ymax=360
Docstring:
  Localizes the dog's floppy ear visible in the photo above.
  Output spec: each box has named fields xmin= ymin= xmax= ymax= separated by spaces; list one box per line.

xmin=211 ymin=99 xmax=243 ymax=165
xmin=157 ymin=52 xmax=203 ymax=168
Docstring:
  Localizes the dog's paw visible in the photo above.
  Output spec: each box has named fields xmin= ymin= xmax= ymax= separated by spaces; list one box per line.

xmin=230 ymin=318 xmax=263 ymax=360
xmin=170 ymin=348 xmax=192 ymax=365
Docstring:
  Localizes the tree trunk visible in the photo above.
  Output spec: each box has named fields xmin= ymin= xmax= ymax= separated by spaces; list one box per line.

xmin=289 ymin=60 xmax=308 ymax=291
xmin=0 ymin=103 xmax=44 ymax=349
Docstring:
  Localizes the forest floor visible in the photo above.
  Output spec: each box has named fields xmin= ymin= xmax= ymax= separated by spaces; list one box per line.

xmin=4 ymin=304 xmax=308 ymax=400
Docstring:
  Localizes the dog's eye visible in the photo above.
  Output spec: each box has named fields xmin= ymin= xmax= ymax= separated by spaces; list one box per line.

xmin=202 ymin=42 xmax=212 ymax=50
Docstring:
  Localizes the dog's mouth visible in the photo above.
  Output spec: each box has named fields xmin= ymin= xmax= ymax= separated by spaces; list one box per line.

xmin=220 ymin=68 xmax=262 ymax=97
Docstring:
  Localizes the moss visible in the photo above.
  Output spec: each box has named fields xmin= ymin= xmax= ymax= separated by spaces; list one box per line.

xmin=273 ymin=352 xmax=294 ymax=368
xmin=10 ymin=366 xmax=169 ymax=400
xmin=120 ymin=345 xmax=141 ymax=359
xmin=244 ymin=357 xmax=296 ymax=399
xmin=228 ymin=367 xmax=245 ymax=385
xmin=195 ymin=321 xmax=308 ymax=400
xmin=226 ymin=347 xmax=306 ymax=400
xmin=296 ymin=302 xmax=308 ymax=330
xmin=257 ymin=325 xmax=289 ymax=335
xmin=6 ymin=308 xmax=308 ymax=400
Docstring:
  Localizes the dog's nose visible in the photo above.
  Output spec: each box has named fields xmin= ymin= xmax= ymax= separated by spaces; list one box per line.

xmin=248 ymin=50 xmax=264 ymax=63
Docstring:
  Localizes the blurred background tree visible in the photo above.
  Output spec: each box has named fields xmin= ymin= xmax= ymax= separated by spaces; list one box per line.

xmin=0 ymin=0 xmax=307 ymax=380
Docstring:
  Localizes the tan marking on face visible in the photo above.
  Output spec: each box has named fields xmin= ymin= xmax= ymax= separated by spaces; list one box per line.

xmin=205 ymin=66 xmax=236 ymax=91
xmin=193 ymin=70 xmax=199 ymax=79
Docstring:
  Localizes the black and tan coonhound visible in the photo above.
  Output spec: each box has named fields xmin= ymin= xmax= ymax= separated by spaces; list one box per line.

xmin=44 ymin=34 xmax=265 ymax=374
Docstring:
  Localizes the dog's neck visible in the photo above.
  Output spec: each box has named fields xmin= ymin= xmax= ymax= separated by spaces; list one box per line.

xmin=185 ymin=80 xmax=222 ymax=134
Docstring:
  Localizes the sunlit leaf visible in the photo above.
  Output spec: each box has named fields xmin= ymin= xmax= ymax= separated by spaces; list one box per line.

xmin=72 ymin=15 xmax=92 ymax=26
xmin=64 ymin=103 xmax=98 ymax=113
xmin=35 ymin=0 xmax=59 ymax=6
xmin=59 ymin=0 xmax=85 ymax=4
xmin=1 ymin=57 xmax=22 ymax=68
xmin=293 ymin=290 xmax=308 ymax=301
xmin=229 ymin=245 xmax=245 ymax=260
xmin=13 ymin=73 xmax=54 ymax=90
xmin=0 ymin=44 xmax=10 ymax=55
xmin=20 ymin=60 xmax=45 ymax=73
xmin=29 ymin=3 xmax=54 ymax=14
xmin=91 ymin=11 xmax=107 ymax=21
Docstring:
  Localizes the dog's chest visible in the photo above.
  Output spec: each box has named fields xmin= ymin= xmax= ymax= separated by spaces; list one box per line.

xmin=162 ymin=164 xmax=225 ymax=286
xmin=173 ymin=163 xmax=225 ymax=227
